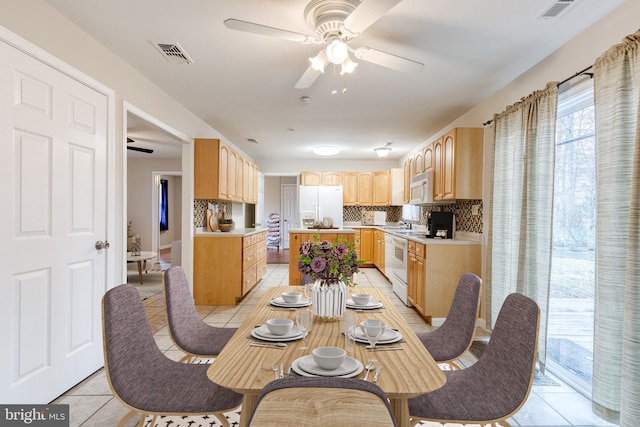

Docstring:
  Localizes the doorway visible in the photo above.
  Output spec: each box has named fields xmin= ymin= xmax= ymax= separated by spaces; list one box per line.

xmin=124 ymin=104 xmax=192 ymax=283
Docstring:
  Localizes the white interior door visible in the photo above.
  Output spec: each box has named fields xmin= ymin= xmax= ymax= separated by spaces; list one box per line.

xmin=282 ymin=184 xmax=297 ymax=250
xmin=0 ymin=40 xmax=108 ymax=403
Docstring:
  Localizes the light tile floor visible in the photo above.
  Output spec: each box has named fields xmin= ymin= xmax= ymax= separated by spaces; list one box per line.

xmin=53 ymin=265 xmax=617 ymax=427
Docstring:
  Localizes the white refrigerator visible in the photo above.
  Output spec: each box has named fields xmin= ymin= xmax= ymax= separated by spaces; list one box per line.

xmin=299 ymin=186 xmax=344 ymax=228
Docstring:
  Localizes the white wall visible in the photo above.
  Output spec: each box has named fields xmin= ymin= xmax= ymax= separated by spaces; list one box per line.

xmin=258 ymin=159 xmax=400 ymax=174
xmin=127 ymin=158 xmax=182 ymax=252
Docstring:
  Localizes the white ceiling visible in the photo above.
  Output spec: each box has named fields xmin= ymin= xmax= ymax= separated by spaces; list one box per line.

xmin=46 ymin=0 xmax=626 ymax=161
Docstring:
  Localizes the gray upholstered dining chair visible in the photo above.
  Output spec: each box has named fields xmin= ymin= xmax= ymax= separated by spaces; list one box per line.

xmin=408 ymin=292 xmax=540 ymax=427
xmin=102 ymin=284 xmax=243 ymax=427
xmin=416 ymin=272 xmax=482 ymax=369
xmin=247 ymin=377 xmax=398 ymax=426
xmin=164 ymin=266 xmax=237 ymax=362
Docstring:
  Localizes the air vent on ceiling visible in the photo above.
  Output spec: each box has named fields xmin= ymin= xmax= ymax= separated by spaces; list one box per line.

xmin=152 ymin=42 xmax=194 ymax=64
xmin=247 ymin=138 xmax=259 ymax=144
xmin=537 ymin=0 xmax=576 ymax=19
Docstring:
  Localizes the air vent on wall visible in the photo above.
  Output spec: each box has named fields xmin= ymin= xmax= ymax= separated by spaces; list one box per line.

xmin=152 ymin=42 xmax=194 ymax=64
xmin=537 ymin=0 xmax=577 ymax=19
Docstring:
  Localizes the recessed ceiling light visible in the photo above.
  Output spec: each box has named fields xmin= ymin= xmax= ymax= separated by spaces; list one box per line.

xmin=313 ymin=146 xmax=340 ymax=156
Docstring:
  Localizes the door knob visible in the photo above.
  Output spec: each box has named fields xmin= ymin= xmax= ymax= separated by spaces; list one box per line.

xmin=95 ymin=240 xmax=110 ymax=250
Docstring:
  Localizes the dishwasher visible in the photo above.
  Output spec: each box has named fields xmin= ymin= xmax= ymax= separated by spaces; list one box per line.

xmin=384 ymin=232 xmax=394 ymax=280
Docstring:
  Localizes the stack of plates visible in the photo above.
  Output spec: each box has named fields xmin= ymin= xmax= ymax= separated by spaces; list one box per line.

xmin=291 ymin=355 xmax=364 ymax=378
xmin=251 ymin=325 xmax=304 ymax=342
xmin=353 ymin=328 xmax=402 ymax=345
xmin=346 ymin=299 xmax=383 ymax=310
xmin=270 ymin=297 xmax=311 ymax=308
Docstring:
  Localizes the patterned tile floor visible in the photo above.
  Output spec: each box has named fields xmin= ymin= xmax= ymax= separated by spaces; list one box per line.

xmin=53 ymin=265 xmax=617 ymax=427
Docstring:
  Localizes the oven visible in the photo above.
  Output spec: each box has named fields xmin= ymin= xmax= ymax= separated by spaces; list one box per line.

xmin=389 ymin=236 xmax=411 ymax=306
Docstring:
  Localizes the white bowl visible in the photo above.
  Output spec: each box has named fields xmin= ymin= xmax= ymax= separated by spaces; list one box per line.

xmin=312 ymin=346 xmax=346 ymax=370
xmin=282 ymin=291 xmax=302 ymax=304
xmin=266 ymin=318 xmax=293 ymax=336
xmin=360 ymin=319 xmax=387 ymax=337
xmin=351 ymin=293 xmax=372 ymax=305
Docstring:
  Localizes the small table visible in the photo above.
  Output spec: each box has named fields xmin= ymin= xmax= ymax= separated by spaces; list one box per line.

xmin=126 ymin=251 xmax=157 ymax=284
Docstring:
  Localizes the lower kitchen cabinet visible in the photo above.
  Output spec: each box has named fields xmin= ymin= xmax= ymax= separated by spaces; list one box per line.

xmin=411 ymin=243 xmax=481 ymax=323
xmin=193 ymin=231 xmax=267 ymax=305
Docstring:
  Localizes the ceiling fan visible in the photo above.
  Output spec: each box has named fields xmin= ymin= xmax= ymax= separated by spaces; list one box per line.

xmin=224 ymin=0 xmax=424 ymax=89
xmin=126 ymin=137 xmax=154 ymax=154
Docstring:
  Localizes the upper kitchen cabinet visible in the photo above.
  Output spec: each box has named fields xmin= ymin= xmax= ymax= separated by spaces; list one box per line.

xmin=423 ymin=144 xmax=434 ymax=173
xmin=373 ymin=171 xmax=390 ymax=205
xmin=300 ymin=171 xmax=343 ymax=186
xmin=194 ymin=138 xmax=258 ymax=203
xmin=343 ymin=172 xmax=373 ymax=206
xmin=433 ymin=128 xmax=483 ymax=201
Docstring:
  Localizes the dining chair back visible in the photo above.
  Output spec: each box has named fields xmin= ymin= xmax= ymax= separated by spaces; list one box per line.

xmin=416 ymin=272 xmax=482 ymax=369
xmin=164 ymin=265 xmax=237 ymax=362
xmin=247 ymin=377 xmax=398 ymax=426
xmin=102 ymin=284 xmax=242 ymax=427
xmin=409 ymin=292 xmax=540 ymax=427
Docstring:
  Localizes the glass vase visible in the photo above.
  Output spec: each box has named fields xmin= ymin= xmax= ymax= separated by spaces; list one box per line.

xmin=311 ymin=279 xmax=348 ymax=321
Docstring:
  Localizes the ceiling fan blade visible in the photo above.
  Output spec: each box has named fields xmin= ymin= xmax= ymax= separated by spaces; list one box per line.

xmin=295 ymin=64 xmax=322 ymax=89
xmin=342 ymin=0 xmax=402 ymax=35
xmin=354 ymin=47 xmax=424 ymax=73
xmin=223 ymin=19 xmax=314 ymax=43
xmin=127 ymin=146 xmax=154 ymax=154
xmin=126 ymin=137 xmax=135 ymax=143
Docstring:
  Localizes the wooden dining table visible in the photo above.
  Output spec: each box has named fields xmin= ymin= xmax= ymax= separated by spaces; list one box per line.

xmin=206 ymin=286 xmax=446 ymax=427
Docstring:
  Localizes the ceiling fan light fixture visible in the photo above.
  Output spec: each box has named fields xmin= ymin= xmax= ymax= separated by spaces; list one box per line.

xmin=375 ymin=146 xmax=392 ymax=157
xmin=326 ymin=38 xmax=349 ymax=64
xmin=340 ymin=55 xmax=358 ymax=75
xmin=309 ymin=49 xmax=328 ymax=72
xmin=313 ymin=145 xmax=340 ymax=156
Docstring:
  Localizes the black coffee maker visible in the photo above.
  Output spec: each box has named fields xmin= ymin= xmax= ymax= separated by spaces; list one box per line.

xmin=427 ymin=211 xmax=455 ymax=238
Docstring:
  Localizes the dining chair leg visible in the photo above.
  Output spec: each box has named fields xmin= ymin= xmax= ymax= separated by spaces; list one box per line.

xmin=115 ymin=409 xmax=137 ymax=427
xmin=214 ymin=411 xmax=231 ymax=427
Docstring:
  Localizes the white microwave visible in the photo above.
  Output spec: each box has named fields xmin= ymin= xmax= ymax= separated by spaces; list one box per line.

xmin=409 ymin=171 xmax=434 ymax=205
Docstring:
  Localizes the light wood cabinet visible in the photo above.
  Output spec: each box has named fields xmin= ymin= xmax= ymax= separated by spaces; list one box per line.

xmin=414 ymin=151 xmax=424 ymax=175
xmin=373 ymin=229 xmax=385 ymax=272
xmin=409 ymin=243 xmax=481 ymax=323
xmin=300 ymin=171 xmax=343 ymax=186
xmin=343 ymin=172 xmax=373 ymax=206
xmin=407 ymin=241 xmax=425 ymax=315
xmin=300 ymin=171 xmax=322 ymax=186
xmin=433 ymin=128 xmax=483 ymax=201
xmin=288 ymin=232 xmax=355 ymax=285
xmin=373 ymin=170 xmax=390 ymax=205
xmin=359 ymin=228 xmax=374 ymax=264
xmin=194 ymin=138 xmax=259 ymax=203
xmin=423 ymin=144 xmax=434 ymax=173
xmin=322 ymin=171 xmax=343 ymax=186
xmin=193 ymin=231 xmax=267 ymax=305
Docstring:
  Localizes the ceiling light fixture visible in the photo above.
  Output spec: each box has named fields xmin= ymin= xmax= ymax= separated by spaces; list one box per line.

xmin=309 ymin=38 xmax=358 ymax=77
xmin=374 ymin=142 xmax=393 ymax=157
xmin=313 ymin=146 xmax=340 ymax=156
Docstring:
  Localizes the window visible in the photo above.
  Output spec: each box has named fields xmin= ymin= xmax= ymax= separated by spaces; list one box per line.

xmin=547 ymin=78 xmax=595 ymax=394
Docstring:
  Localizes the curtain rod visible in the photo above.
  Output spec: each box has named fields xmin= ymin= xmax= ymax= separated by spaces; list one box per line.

xmin=482 ymin=64 xmax=595 ymax=126
xmin=556 ymin=64 xmax=593 ymax=87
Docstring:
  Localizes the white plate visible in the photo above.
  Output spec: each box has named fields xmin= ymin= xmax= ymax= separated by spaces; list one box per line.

xmin=292 ymin=356 xmax=363 ymax=378
xmin=251 ymin=326 xmax=303 ymax=342
xmin=353 ymin=328 xmax=402 ymax=344
xmin=270 ymin=297 xmax=311 ymax=308
xmin=346 ymin=299 xmax=383 ymax=309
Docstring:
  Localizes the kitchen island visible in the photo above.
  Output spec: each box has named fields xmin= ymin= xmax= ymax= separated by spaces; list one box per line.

xmin=194 ymin=227 xmax=268 ymax=305
xmin=288 ymin=228 xmax=356 ymax=285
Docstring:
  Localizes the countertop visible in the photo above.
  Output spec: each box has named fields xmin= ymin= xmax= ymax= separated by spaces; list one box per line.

xmin=194 ymin=227 xmax=268 ymax=237
xmin=343 ymin=223 xmax=482 ymax=246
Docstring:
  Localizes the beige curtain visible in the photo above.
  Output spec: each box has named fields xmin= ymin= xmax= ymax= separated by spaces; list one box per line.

xmin=489 ymin=82 xmax=558 ymax=370
xmin=592 ymin=29 xmax=640 ymax=426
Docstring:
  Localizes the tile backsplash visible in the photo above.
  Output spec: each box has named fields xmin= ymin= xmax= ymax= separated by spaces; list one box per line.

xmin=343 ymin=200 xmax=483 ymax=233
xmin=195 ymin=199 xmax=483 ymax=233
